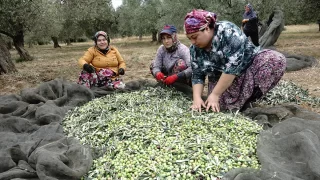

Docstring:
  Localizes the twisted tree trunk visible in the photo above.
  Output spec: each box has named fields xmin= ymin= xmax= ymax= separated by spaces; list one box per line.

xmin=13 ymin=30 xmax=33 ymax=61
xmin=51 ymin=36 xmax=61 ymax=48
xmin=0 ymin=37 xmax=17 ymax=74
xmin=65 ymin=39 xmax=72 ymax=46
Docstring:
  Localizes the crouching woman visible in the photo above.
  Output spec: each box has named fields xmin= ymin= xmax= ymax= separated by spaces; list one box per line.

xmin=184 ymin=10 xmax=286 ymax=112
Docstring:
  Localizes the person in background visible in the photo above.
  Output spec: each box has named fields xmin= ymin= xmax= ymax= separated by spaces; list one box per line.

xmin=150 ymin=25 xmax=192 ymax=87
xmin=184 ymin=9 xmax=286 ymax=112
xmin=78 ymin=31 xmax=126 ymax=89
xmin=242 ymin=4 xmax=259 ymax=46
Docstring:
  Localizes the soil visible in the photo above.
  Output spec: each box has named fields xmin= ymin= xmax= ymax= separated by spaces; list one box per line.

xmin=1 ymin=24 xmax=319 ymax=111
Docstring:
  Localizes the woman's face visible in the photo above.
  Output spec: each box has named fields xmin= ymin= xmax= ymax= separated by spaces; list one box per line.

xmin=245 ymin=6 xmax=250 ymax=13
xmin=96 ymin=36 xmax=108 ymax=49
xmin=186 ymin=27 xmax=213 ymax=49
xmin=161 ymin=34 xmax=173 ymax=48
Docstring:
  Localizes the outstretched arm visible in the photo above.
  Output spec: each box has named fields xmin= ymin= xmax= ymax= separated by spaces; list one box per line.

xmin=206 ymin=73 xmax=236 ymax=112
xmin=191 ymin=84 xmax=206 ymax=112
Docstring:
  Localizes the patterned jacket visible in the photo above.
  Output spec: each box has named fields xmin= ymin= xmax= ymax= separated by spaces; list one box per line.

xmin=190 ymin=21 xmax=260 ymax=85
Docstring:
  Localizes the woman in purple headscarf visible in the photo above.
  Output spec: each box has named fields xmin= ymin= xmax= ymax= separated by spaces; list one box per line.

xmin=184 ymin=9 xmax=286 ymax=112
xmin=242 ymin=4 xmax=259 ymax=46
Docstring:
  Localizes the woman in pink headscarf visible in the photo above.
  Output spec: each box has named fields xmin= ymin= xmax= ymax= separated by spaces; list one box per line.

xmin=184 ymin=9 xmax=286 ymax=112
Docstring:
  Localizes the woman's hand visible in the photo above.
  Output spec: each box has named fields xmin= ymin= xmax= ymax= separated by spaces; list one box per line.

xmin=242 ymin=19 xmax=249 ymax=23
xmin=190 ymin=97 xmax=206 ymax=112
xmin=205 ymin=73 xmax=236 ymax=112
xmin=83 ymin=64 xmax=95 ymax=73
xmin=155 ymin=72 xmax=165 ymax=81
xmin=118 ymin=68 xmax=125 ymax=75
xmin=205 ymin=93 xmax=220 ymax=112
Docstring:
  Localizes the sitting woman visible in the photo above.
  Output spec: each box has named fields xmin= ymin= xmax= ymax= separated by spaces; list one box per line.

xmin=78 ymin=31 xmax=126 ymax=89
xmin=150 ymin=25 xmax=192 ymax=86
xmin=184 ymin=9 xmax=286 ymax=112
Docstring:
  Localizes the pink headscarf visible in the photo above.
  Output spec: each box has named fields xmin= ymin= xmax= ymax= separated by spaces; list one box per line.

xmin=184 ymin=9 xmax=217 ymax=34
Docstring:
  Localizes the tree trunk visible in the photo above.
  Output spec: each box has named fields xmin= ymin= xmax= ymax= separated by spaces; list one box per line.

xmin=139 ymin=34 xmax=142 ymax=40
xmin=7 ymin=41 xmax=12 ymax=50
xmin=152 ymin=31 xmax=157 ymax=42
xmin=66 ymin=39 xmax=72 ymax=46
xmin=157 ymin=33 xmax=162 ymax=44
xmin=13 ymin=31 xmax=33 ymax=61
xmin=0 ymin=37 xmax=17 ymax=74
xmin=51 ymin=36 xmax=61 ymax=48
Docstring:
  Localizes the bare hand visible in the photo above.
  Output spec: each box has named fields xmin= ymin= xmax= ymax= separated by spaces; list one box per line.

xmin=242 ymin=19 xmax=249 ymax=23
xmin=205 ymin=93 xmax=220 ymax=112
xmin=190 ymin=97 xmax=206 ymax=113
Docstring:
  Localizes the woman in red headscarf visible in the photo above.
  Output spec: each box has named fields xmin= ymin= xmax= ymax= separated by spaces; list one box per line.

xmin=78 ymin=31 xmax=126 ymax=89
xmin=184 ymin=10 xmax=286 ymax=112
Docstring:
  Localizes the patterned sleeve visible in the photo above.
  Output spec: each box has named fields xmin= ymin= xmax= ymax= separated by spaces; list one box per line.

xmin=152 ymin=46 xmax=164 ymax=76
xmin=190 ymin=46 xmax=206 ymax=85
xmin=178 ymin=44 xmax=192 ymax=79
xmin=217 ymin=23 xmax=254 ymax=76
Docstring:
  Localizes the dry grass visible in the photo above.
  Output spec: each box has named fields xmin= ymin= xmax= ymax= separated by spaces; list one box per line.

xmin=276 ymin=24 xmax=320 ymax=98
xmin=1 ymin=24 xmax=320 ymax=107
xmin=0 ymin=39 xmax=159 ymax=95
xmin=283 ymin=24 xmax=319 ymax=33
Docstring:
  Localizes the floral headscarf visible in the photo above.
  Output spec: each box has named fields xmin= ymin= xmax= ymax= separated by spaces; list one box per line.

xmin=94 ymin=31 xmax=110 ymax=53
xmin=94 ymin=31 xmax=110 ymax=44
xmin=184 ymin=9 xmax=217 ymax=34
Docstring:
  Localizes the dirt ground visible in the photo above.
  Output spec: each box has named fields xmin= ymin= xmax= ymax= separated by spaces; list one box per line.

xmin=276 ymin=24 xmax=320 ymax=97
xmin=1 ymin=24 xmax=319 ymax=108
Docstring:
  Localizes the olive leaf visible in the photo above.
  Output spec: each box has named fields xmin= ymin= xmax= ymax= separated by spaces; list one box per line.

xmin=64 ymin=87 xmax=262 ymax=179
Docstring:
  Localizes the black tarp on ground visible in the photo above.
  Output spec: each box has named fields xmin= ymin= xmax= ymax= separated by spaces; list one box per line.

xmin=265 ymin=46 xmax=318 ymax=72
xmin=0 ymin=79 xmax=95 ymax=180
xmin=223 ymin=105 xmax=320 ymax=180
xmin=1 ymin=79 xmax=320 ymax=180
xmin=283 ymin=53 xmax=318 ymax=72
xmin=0 ymin=78 xmax=192 ymax=179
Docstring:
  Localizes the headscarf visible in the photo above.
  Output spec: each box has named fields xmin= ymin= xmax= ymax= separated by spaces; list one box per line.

xmin=184 ymin=9 xmax=217 ymax=34
xmin=94 ymin=31 xmax=110 ymax=53
xmin=160 ymin=25 xmax=180 ymax=52
xmin=243 ymin=4 xmax=257 ymax=19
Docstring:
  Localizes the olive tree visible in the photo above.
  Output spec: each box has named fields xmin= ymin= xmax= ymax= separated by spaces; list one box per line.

xmin=0 ymin=35 xmax=17 ymax=74
xmin=0 ymin=0 xmax=47 ymax=61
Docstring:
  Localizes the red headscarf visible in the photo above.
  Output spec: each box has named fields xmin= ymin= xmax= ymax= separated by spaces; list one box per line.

xmin=184 ymin=9 xmax=217 ymax=34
